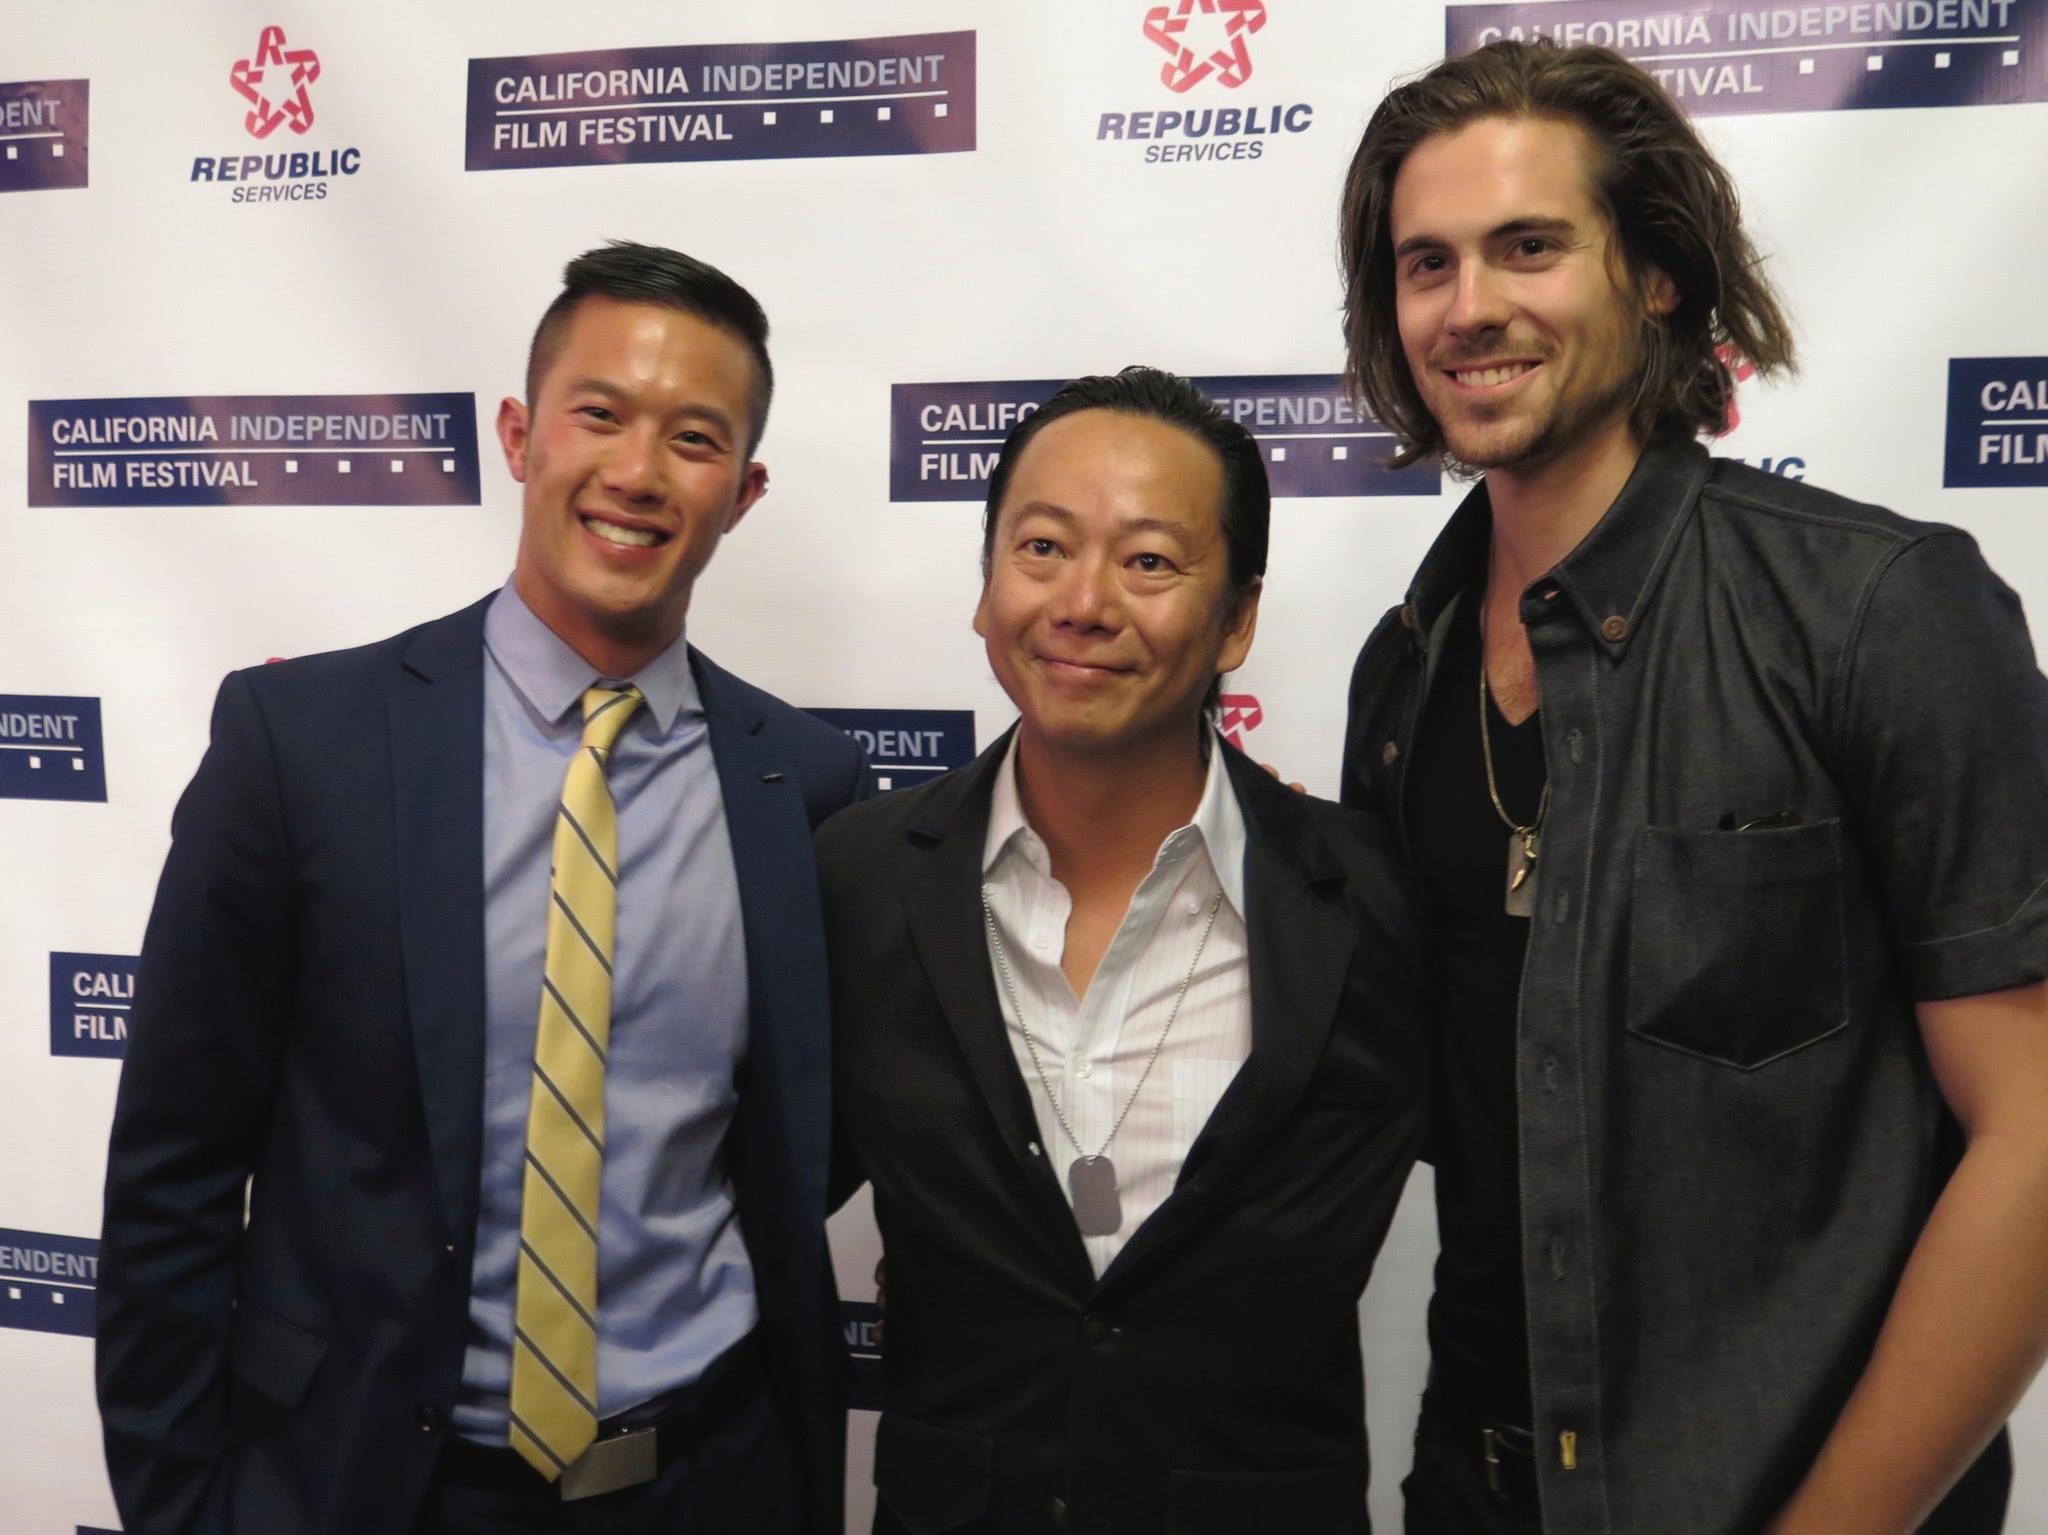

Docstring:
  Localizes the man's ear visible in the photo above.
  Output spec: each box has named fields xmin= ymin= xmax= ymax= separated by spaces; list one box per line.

xmin=495 ymin=396 xmax=530 ymax=484
xmin=1217 ymin=577 xmax=1263 ymax=676
xmin=725 ymin=460 xmax=769 ymax=533
xmin=1642 ymin=264 xmax=1679 ymax=318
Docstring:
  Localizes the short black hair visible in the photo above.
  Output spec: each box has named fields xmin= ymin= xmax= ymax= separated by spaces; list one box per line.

xmin=525 ymin=240 xmax=775 ymax=452
xmin=980 ymin=366 xmax=1270 ymax=597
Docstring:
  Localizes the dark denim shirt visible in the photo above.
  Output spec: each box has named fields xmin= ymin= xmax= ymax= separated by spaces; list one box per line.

xmin=1342 ymin=439 xmax=2048 ymax=1534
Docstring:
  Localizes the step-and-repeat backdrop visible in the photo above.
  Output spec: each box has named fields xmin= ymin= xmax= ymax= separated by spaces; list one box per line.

xmin=5 ymin=3 xmax=2045 ymax=1529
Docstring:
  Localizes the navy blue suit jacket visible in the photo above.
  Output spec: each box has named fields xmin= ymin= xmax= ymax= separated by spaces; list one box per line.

xmin=97 ymin=596 xmax=862 ymax=1535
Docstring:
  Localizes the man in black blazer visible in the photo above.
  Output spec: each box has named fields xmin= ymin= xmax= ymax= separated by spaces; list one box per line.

xmin=819 ymin=368 xmax=1430 ymax=1535
xmin=97 ymin=244 xmax=861 ymax=1534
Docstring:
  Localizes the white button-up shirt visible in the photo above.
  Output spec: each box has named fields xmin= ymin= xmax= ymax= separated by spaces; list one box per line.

xmin=981 ymin=731 xmax=1253 ymax=1274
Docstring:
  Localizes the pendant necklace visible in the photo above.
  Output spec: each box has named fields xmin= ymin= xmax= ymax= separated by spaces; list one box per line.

xmin=1478 ymin=600 xmax=1550 ymax=919
xmin=980 ymin=884 xmax=1224 ymax=1238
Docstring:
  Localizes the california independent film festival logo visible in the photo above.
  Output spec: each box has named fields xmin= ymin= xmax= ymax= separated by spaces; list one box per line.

xmin=1946 ymin=358 xmax=2048 ymax=487
xmin=806 ymin=709 xmax=977 ymax=795
xmin=466 ymin=31 xmax=975 ymax=171
xmin=891 ymin=378 xmax=1440 ymax=502
xmin=51 ymin=952 xmax=137 ymax=1060
xmin=191 ymin=25 xmax=363 ymax=203
xmin=1100 ymin=1 xmax=1315 ymax=163
xmin=0 ymin=1227 xmax=97 ymax=1340
xmin=0 ymin=78 xmax=87 ymax=193
xmin=1447 ymin=0 xmax=2045 ymax=115
xmin=27 ymin=394 xmax=482 ymax=507
xmin=0 ymin=695 xmax=107 ymax=803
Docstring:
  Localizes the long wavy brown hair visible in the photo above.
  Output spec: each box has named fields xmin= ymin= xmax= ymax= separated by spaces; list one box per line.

xmin=1339 ymin=40 xmax=1796 ymax=469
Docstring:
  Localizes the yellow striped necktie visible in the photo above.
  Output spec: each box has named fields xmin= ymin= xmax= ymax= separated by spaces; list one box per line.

xmin=509 ymin=683 xmax=641 ymax=1480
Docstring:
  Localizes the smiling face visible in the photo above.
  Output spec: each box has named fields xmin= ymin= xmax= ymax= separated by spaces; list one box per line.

xmin=973 ymin=409 xmax=1258 ymax=761
xmin=1390 ymin=114 xmax=1672 ymax=473
xmin=498 ymin=296 xmax=767 ymax=674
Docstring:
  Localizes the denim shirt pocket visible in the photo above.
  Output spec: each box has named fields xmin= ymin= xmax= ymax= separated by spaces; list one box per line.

xmin=1626 ymin=819 xmax=1850 ymax=1069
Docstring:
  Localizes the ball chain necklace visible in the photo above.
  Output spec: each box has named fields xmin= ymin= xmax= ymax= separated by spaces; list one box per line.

xmin=1478 ymin=589 xmax=1550 ymax=919
xmin=980 ymin=883 xmax=1224 ymax=1238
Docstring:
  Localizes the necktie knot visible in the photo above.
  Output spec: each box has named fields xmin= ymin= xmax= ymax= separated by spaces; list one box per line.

xmin=579 ymin=685 xmax=642 ymax=759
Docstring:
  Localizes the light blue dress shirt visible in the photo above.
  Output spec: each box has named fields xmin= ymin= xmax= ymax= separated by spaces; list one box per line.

xmin=455 ymin=582 xmax=757 ymax=1442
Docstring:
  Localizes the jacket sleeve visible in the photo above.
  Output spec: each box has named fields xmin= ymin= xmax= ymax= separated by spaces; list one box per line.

xmin=1340 ymin=605 xmax=1408 ymax=815
xmin=97 ymin=670 xmax=295 ymax=1535
xmin=1829 ymin=530 xmax=2048 ymax=1000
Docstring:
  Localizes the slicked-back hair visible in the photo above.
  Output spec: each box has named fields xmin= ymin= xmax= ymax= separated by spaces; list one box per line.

xmin=980 ymin=366 xmax=1269 ymax=597
xmin=1339 ymin=39 xmax=1796 ymax=468
xmin=524 ymin=240 xmax=775 ymax=453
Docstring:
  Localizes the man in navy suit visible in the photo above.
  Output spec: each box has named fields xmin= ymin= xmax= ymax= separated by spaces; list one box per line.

xmin=97 ymin=242 xmax=864 ymax=1535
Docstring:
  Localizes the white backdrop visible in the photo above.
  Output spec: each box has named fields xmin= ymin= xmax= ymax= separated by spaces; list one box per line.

xmin=4 ymin=3 xmax=2045 ymax=1530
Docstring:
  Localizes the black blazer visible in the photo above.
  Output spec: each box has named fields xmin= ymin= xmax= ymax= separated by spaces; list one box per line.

xmin=96 ymin=596 xmax=864 ymax=1535
xmin=819 ymin=735 xmax=1430 ymax=1535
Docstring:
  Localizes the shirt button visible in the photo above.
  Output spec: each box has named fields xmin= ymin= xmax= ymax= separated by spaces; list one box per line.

xmin=1181 ymin=893 xmax=1203 ymax=916
xmin=416 ymin=1403 xmax=445 ymax=1433
xmin=1081 ymin=1314 xmax=1114 ymax=1346
xmin=1382 ymin=740 xmax=1400 ymax=766
xmin=1601 ymin=614 xmax=1629 ymax=642
xmin=1542 ymin=1056 xmax=1562 ymax=1094
xmin=1032 ymin=933 xmax=1054 ymax=953
xmin=1050 ymin=1495 xmax=1071 ymax=1526
xmin=1076 ymin=1063 xmax=1094 ymax=1080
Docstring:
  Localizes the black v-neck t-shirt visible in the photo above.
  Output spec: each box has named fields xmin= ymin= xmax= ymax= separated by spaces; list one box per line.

xmin=1405 ymin=590 xmax=1546 ymax=1423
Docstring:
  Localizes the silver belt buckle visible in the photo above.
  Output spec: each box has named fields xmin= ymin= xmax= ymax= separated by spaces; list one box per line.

xmin=558 ymin=1425 xmax=658 ymax=1502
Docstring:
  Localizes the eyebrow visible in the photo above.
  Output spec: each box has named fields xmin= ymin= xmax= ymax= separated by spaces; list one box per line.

xmin=1393 ymin=215 xmax=1577 ymax=260
xmin=563 ymin=377 xmax=736 ymax=436
xmin=1009 ymin=502 xmax=1194 ymax=539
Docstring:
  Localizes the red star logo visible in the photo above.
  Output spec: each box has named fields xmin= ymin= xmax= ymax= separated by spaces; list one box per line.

xmin=1143 ymin=0 xmax=1269 ymax=93
xmin=230 ymin=25 xmax=321 ymax=140
xmin=1216 ymin=693 xmax=1265 ymax=750
xmin=1714 ymin=343 xmax=1757 ymax=436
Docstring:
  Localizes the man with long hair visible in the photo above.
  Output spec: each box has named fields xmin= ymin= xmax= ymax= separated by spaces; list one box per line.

xmin=1337 ymin=40 xmax=2048 ymax=1535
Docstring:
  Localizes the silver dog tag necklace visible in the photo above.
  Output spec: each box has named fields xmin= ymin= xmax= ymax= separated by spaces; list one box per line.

xmin=981 ymin=885 xmax=1223 ymax=1238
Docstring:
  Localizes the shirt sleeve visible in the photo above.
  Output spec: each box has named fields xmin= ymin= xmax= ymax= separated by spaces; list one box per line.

xmin=1832 ymin=529 xmax=2048 ymax=1001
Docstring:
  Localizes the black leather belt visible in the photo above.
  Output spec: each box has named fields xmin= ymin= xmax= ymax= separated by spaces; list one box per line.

xmin=438 ymin=1331 xmax=765 ymax=1502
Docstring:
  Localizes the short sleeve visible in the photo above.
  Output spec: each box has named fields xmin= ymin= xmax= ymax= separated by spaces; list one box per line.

xmin=1833 ymin=530 xmax=2048 ymax=1000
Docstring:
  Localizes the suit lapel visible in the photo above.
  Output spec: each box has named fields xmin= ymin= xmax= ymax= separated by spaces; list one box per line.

xmin=901 ymin=731 xmax=1095 ymax=1287
xmin=390 ymin=597 xmax=493 ymax=1249
xmin=694 ymin=651 xmax=833 ymax=1232
xmin=1099 ymin=748 xmax=1354 ymax=1295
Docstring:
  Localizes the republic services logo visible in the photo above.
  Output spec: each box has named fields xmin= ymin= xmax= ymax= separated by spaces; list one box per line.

xmin=1145 ymin=0 xmax=1268 ymax=91
xmin=231 ymin=25 xmax=320 ymax=139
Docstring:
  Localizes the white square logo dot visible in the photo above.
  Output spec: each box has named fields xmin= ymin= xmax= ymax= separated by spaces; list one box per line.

xmin=337 ymin=459 xmax=351 ymax=474
xmin=51 ymin=1291 xmax=64 ymax=1304
xmin=442 ymin=458 xmax=456 ymax=473
xmin=934 ymin=101 xmax=949 ymax=117
xmin=25 ymin=756 xmax=39 ymax=770
xmin=1270 ymin=446 xmax=1288 ymax=462
xmin=2005 ymin=48 xmax=2021 ymax=66
xmin=1865 ymin=53 xmax=1884 ymax=71
xmin=877 ymin=105 xmax=892 ymax=121
xmin=50 ymin=142 xmax=63 ymax=157
xmin=819 ymin=108 xmax=834 ymax=124
xmin=285 ymin=458 xmax=299 ymax=473
xmin=1332 ymin=444 xmax=1349 ymax=460
xmin=390 ymin=458 xmax=405 ymax=473
xmin=762 ymin=109 xmax=777 ymax=125
xmin=6 ymin=1287 xmax=18 ymax=1301
xmin=4 ymin=146 xmax=16 ymax=160
xmin=1934 ymin=51 xmax=1952 ymax=68
xmin=71 ymin=757 xmax=84 ymax=771
xmin=1798 ymin=57 xmax=1816 ymax=74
